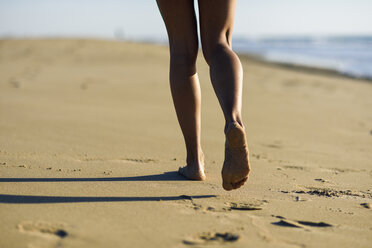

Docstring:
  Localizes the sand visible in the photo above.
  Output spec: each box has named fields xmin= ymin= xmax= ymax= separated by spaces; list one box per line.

xmin=0 ymin=39 xmax=371 ymax=248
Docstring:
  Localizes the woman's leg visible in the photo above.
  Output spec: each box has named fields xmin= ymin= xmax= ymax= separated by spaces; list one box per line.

xmin=198 ymin=0 xmax=250 ymax=190
xmin=156 ymin=0 xmax=205 ymax=180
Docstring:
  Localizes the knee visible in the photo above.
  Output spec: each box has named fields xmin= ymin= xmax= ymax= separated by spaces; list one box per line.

xmin=169 ymin=42 xmax=198 ymax=72
xmin=201 ymin=41 xmax=231 ymax=65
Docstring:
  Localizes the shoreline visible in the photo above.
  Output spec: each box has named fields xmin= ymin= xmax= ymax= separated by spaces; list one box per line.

xmin=238 ymin=52 xmax=372 ymax=83
xmin=1 ymin=37 xmax=371 ymax=82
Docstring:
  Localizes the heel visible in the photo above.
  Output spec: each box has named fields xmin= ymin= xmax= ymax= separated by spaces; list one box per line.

xmin=226 ymin=122 xmax=246 ymax=148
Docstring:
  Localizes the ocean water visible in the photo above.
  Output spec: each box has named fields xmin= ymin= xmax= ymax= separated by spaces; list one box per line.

xmin=233 ymin=36 xmax=372 ymax=79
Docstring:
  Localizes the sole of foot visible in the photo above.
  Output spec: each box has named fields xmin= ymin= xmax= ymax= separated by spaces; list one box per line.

xmin=221 ymin=122 xmax=251 ymax=191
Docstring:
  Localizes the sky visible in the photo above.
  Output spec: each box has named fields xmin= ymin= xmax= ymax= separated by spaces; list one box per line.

xmin=0 ymin=0 xmax=372 ymax=40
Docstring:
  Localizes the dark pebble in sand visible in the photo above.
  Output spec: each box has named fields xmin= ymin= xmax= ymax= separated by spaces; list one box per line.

xmin=214 ymin=233 xmax=239 ymax=242
xmin=55 ymin=229 xmax=68 ymax=238
xmin=200 ymin=232 xmax=239 ymax=242
xmin=315 ymin=178 xmax=326 ymax=182
xmin=361 ymin=203 xmax=371 ymax=209
xmin=183 ymin=232 xmax=239 ymax=245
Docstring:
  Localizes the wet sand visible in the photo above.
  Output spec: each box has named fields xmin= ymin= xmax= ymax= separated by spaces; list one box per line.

xmin=0 ymin=39 xmax=372 ymax=248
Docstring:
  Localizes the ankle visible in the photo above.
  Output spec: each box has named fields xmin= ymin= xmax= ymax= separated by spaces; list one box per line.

xmin=225 ymin=120 xmax=245 ymax=134
xmin=186 ymin=149 xmax=204 ymax=168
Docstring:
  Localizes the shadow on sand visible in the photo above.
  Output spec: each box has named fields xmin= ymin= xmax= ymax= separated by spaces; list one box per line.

xmin=0 ymin=171 xmax=216 ymax=204
xmin=0 ymin=171 xmax=187 ymax=182
xmin=0 ymin=194 xmax=216 ymax=204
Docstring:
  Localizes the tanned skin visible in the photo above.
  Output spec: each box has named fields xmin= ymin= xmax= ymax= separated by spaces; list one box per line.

xmin=156 ymin=0 xmax=250 ymax=190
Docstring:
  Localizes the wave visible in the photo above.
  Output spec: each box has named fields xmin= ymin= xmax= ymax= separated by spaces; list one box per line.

xmin=233 ymin=35 xmax=372 ymax=79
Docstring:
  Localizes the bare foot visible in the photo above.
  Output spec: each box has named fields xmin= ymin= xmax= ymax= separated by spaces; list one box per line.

xmin=178 ymin=166 xmax=206 ymax=181
xmin=222 ymin=122 xmax=251 ymax=191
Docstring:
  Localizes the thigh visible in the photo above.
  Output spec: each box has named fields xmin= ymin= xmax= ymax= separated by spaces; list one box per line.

xmin=156 ymin=0 xmax=198 ymax=51
xmin=198 ymin=0 xmax=237 ymax=49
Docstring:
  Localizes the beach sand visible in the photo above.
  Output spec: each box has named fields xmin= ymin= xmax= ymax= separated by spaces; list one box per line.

xmin=0 ymin=39 xmax=372 ymax=248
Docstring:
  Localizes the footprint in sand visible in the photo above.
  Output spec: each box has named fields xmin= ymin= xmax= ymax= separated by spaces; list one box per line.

xmin=183 ymin=232 xmax=239 ymax=245
xmin=17 ymin=221 xmax=68 ymax=239
xmin=272 ymin=216 xmax=332 ymax=229
xmin=77 ymin=157 xmax=157 ymax=164
xmin=320 ymin=167 xmax=362 ymax=174
xmin=80 ymin=78 xmax=106 ymax=90
xmin=264 ymin=144 xmax=282 ymax=149
xmin=262 ymin=140 xmax=283 ymax=149
xmin=251 ymin=153 xmax=268 ymax=160
xmin=227 ymin=200 xmax=267 ymax=211
xmin=292 ymin=187 xmax=372 ymax=199
xmin=177 ymin=195 xmax=227 ymax=212
xmin=179 ymin=196 xmax=267 ymax=213
xmin=9 ymin=78 xmax=21 ymax=88
xmin=282 ymin=79 xmax=300 ymax=88
xmin=281 ymin=165 xmax=309 ymax=171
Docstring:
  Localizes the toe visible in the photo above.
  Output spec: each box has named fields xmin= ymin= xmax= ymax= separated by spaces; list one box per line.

xmin=232 ymin=177 xmax=248 ymax=189
xmin=223 ymin=181 xmax=233 ymax=191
